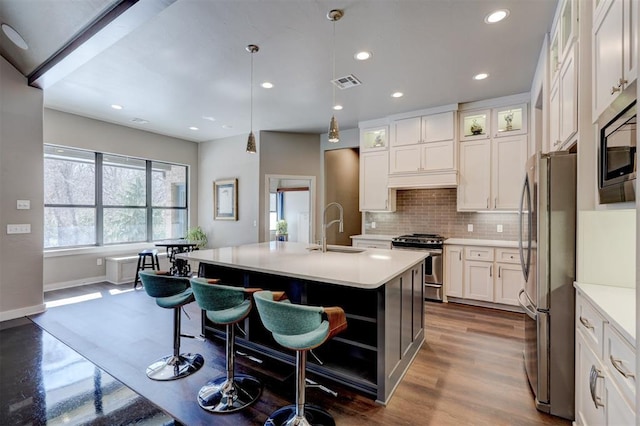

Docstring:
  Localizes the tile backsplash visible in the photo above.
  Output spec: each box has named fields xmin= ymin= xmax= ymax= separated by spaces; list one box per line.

xmin=365 ymin=188 xmax=520 ymax=240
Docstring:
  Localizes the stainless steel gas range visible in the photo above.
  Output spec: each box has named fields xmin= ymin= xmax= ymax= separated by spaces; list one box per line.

xmin=391 ymin=233 xmax=444 ymax=302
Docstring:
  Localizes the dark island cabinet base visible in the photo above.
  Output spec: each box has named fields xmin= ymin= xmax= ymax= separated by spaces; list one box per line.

xmin=197 ymin=261 xmax=424 ymax=404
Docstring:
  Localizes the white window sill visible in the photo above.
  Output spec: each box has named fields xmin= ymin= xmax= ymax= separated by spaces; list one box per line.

xmin=44 ymin=242 xmax=158 ymax=258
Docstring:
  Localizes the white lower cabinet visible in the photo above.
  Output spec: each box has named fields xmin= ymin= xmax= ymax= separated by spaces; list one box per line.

xmin=575 ymin=290 xmax=636 ymax=426
xmin=444 ymin=245 xmax=464 ymax=298
xmin=445 ymin=243 xmax=523 ymax=309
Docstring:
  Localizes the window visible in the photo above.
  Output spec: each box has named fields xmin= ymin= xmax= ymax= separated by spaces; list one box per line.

xmin=44 ymin=145 xmax=188 ymax=249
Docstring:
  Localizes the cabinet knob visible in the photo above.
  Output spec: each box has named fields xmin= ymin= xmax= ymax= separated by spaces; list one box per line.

xmin=618 ymin=78 xmax=628 ymax=88
xmin=611 ymin=86 xmax=621 ymax=95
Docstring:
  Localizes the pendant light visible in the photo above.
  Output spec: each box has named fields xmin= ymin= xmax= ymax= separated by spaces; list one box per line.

xmin=327 ymin=9 xmax=343 ymax=143
xmin=246 ymin=44 xmax=259 ymax=153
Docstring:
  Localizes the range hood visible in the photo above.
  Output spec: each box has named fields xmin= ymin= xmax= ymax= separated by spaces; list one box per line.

xmin=387 ymin=171 xmax=457 ymax=189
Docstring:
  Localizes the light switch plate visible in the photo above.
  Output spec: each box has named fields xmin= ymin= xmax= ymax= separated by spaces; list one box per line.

xmin=497 ymin=224 xmax=503 ymax=233
xmin=7 ymin=224 xmax=31 ymax=234
xmin=467 ymin=224 xmax=473 ymax=232
xmin=17 ymin=200 xmax=30 ymax=209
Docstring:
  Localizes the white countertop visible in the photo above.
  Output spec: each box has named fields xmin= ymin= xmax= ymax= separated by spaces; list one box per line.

xmin=444 ymin=238 xmax=520 ymax=248
xmin=350 ymin=234 xmax=397 ymax=241
xmin=180 ymin=241 xmax=426 ymax=289
xmin=574 ymin=282 xmax=635 ymax=344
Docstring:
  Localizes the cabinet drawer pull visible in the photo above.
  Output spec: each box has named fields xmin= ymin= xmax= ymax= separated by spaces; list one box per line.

xmin=618 ymin=78 xmax=628 ymax=88
xmin=498 ymin=266 xmax=501 ymax=278
xmin=494 ymin=198 xmax=497 ymax=209
xmin=489 ymin=266 xmax=492 ymax=277
xmin=610 ymin=355 xmax=635 ymax=379
xmin=589 ymin=365 xmax=605 ymax=409
xmin=611 ymin=86 xmax=621 ymax=95
xmin=579 ymin=316 xmax=595 ymax=330
xmin=486 ymin=198 xmax=489 ymax=209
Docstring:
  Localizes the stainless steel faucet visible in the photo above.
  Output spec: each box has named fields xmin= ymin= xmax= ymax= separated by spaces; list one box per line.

xmin=322 ymin=202 xmax=344 ymax=252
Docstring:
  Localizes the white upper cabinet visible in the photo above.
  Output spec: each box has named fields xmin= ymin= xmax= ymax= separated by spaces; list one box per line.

xmin=492 ymin=103 xmax=528 ymax=138
xmin=592 ymin=0 xmax=638 ymax=121
xmin=388 ymin=110 xmax=457 ymax=188
xmin=360 ymin=125 xmax=388 ymax=152
xmin=459 ymin=109 xmax=490 ymax=141
xmin=391 ymin=111 xmax=455 ymax=146
xmin=359 ymin=150 xmax=396 ymax=212
xmin=549 ymin=44 xmax=578 ymax=152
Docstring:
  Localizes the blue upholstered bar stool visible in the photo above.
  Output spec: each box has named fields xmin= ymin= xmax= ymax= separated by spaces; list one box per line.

xmin=190 ymin=277 xmax=263 ymax=413
xmin=139 ymin=271 xmax=204 ymax=381
xmin=253 ymin=290 xmax=347 ymax=426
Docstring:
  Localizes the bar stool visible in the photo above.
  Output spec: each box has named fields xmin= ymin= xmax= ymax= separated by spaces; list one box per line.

xmin=134 ymin=248 xmax=160 ymax=289
xmin=190 ymin=277 xmax=263 ymax=413
xmin=139 ymin=271 xmax=204 ymax=381
xmin=253 ymin=290 xmax=347 ymax=426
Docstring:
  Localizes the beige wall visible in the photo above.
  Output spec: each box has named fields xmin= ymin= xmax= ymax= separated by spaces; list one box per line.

xmin=324 ymin=148 xmax=361 ymax=245
xmin=197 ymin=134 xmax=260 ymax=248
xmin=258 ymin=131 xmax=321 ymax=241
xmin=42 ymin=109 xmax=199 ymax=290
xmin=0 ymin=57 xmax=45 ymax=320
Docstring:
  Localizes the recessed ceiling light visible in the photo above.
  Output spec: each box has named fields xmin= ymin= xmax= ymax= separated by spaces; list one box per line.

xmin=391 ymin=92 xmax=404 ymax=98
xmin=354 ymin=51 xmax=372 ymax=61
xmin=261 ymin=82 xmax=274 ymax=89
xmin=473 ymin=73 xmax=489 ymax=80
xmin=189 ymin=126 xmax=199 ymax=131
xmin=202 ymin=116 xmax=216 ymax=122
xmin=111 ymin=104 xmax=123 ymax=110
xmin=333 ymin=104 xmax=343 ymax=111
xmin=131 ymin=118 xmax=149 ymax=124
xmin=1 ymin=23 xmax=28 ymax=50
xmin=485 ymin=9 xmax=509 ymax=24
xmin=222 ymin=124 xmax=233 ymax=129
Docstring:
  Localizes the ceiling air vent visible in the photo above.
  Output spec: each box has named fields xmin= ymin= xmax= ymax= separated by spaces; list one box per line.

xmin=331 ymin=74 xmax=362 ymax=90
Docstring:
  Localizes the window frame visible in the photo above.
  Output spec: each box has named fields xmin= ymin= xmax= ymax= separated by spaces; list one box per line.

xmin=44 ymin=145 xmax=189 ymax=249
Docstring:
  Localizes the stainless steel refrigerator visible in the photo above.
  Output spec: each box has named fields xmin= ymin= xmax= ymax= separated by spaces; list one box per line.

xmin=518 ymin=152 xmax=576 ymax=420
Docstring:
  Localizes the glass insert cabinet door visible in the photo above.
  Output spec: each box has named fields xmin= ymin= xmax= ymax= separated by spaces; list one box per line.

xmin=493 ymin=103 xmax=528 ymax=137
xmin=460 ymin=109 xmax=490 ymax=141
xmin=360 ymin=126 xmax=388 ymax=151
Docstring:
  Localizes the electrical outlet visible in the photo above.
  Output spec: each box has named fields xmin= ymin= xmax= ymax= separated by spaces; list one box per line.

xmin=17 ymin=200 xmax=30 ymax=209
xmin=97 ymin=258 xmax=103 ymax=266
xmin=497 ymin=224 xmax=503 ymax=233
xmin=467 ymin=224 xmax=473 ymax=232
xmin=371 ymin=221 xmax=376 ymax=229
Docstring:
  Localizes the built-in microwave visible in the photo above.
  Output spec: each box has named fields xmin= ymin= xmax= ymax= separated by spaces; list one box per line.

xmin=598 ymin=100 xmax=636 ymax=204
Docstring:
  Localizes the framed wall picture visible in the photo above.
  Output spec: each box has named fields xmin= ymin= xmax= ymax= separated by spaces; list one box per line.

xmin=214 ymin=178 xmax=238 ymax=220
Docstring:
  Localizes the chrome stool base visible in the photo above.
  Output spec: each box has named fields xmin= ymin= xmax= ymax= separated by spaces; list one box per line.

xmin=265 ymin=405 xmax=335 ymax=426
xmin=146 ymin=353 xmax=204 ymax=381
xmin=198 ymin=374 xmax=262 ymax=413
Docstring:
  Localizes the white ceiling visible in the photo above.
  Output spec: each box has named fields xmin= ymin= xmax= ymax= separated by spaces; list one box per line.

xmin=0 ymin=0 xmax=557 ymax=143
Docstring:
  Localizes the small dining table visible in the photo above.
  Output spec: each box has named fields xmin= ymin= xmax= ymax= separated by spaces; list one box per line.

xmin=154 ymin=239 xmax=199 ymax=277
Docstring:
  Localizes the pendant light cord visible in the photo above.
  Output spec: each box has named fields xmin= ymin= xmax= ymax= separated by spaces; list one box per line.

xmin=250 ymin=50 xmax=254 ymax=131
xmin=332 ymin=20 xmax=336 ymax=109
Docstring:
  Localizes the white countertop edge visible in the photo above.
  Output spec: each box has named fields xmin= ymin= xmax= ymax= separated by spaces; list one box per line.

xmin=180 ymin=242 xmax=427 ymax=289
xmin=444 ymin=238 xmax=520 ymax=248
xmin=574 ymin=282 xmax=636 ymax=345
xmin=350 ymin=234 xmax=397 ymax=241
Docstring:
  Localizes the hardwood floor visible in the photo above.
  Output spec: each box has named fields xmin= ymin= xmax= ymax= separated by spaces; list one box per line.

xmin=38 ymin=283 xmax=571 ymax=425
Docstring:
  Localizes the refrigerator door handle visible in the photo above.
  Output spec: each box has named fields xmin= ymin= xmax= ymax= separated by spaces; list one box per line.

xmin=518 ymin=174 xmax=532 ymax=281
xmin=518 ymin=289 xmax=537 ymax=320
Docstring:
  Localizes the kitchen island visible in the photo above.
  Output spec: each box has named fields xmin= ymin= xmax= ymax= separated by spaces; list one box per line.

xmin=179 ymin=241 xmax=426 ymax=404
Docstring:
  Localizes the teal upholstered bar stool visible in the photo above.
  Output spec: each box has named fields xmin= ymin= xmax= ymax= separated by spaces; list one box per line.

xmin=139 ymin=271 xmax=204 ymax=381
xmin=190 ymin=277 xmax=263 ymax=413
xmin=253 ymin=290 xmax=347 ymax=426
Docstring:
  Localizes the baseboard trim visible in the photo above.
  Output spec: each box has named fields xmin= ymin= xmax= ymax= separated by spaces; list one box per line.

xmin=445 ymin=297 xmax=524 ymax=313
xmin=0 ymin=303 xmax=46 ymax=322
xmin=44 ymin=276 xmax=109 ymax=292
